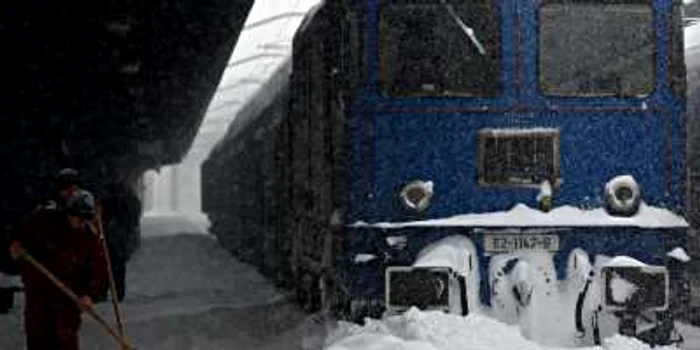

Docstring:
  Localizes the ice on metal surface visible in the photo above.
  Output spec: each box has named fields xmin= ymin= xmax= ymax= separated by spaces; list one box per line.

xmin=352 ymin=202 xmax=688 ymax=229
xmin=536 ymin=181 xmax=552 ymax=202
xmin=354 ymin=254 xmax=378 ymax=263
xmin=667 ymin=247 xmax=691 ymax=262
xmin=386 ymin=236 xmax=408 ymax=249
xmin=604 ymin=256 xmax=647 ymax=268
xmin=478 ymin=127 xmax=559 ymax=135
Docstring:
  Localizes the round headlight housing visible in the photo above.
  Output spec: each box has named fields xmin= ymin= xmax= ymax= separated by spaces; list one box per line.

xmin=604 ymin=175 xmax=641 ymax=217
xmin=400 ymin=180 xmax=434 ymax=212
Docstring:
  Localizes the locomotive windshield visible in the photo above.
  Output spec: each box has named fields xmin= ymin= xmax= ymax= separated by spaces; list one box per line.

xmin=539 ymin=0 xmax=654 ymax=96
xmin=379 ymin=0 xmax=502 ymax=96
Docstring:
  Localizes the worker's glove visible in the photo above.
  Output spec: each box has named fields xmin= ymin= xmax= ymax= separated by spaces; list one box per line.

xmin=8 ymin=242 xmax=23 ymax=261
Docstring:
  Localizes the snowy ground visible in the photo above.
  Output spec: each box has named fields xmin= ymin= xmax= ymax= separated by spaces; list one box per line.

xmin=0 ymin=213 xmax=328 ymax=350
xmin=324 ymin=309 xmax=700 ymax=350
xmin=2 ymin=213 xmax=700 ymax=350
xmin=139 ymin=210 xmax=211 ymax=237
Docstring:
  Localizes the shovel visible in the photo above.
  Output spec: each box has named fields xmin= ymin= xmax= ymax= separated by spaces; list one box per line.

xmin=19 ymin=250 xmax=136 ymax=350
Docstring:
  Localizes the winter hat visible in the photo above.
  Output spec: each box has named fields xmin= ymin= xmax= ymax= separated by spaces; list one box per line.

xmin=56 ymin=168 xmax=80 ymax=189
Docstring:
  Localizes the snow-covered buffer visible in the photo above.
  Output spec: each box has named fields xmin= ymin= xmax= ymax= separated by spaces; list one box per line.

xmin=385 ymin=237 xmax=479 ymax=317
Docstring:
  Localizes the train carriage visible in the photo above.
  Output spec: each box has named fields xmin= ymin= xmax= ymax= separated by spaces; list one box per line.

xmin=203 ymin=0 xmax=692 ymax=346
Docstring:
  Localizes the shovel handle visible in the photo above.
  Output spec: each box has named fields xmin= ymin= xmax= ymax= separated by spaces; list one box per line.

xmin=20 ymin=251 xmax=135 ymax=350
xmin=93 ymin=207 xmax=126 ymax=337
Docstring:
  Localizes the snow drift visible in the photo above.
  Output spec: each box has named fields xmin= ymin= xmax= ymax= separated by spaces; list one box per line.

xmin=323 ymin=308 xmax=680 ymax=350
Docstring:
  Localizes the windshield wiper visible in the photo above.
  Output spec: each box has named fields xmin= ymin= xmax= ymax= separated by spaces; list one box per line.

xmin=441 ymin=0 xmax=486 ymax=55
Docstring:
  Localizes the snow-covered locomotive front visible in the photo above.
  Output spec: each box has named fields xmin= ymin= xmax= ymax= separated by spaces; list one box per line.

xmin=356 ymin=204 xmax=688 ymax=346
xmin=338 ymin=0 xmax=690 ymax=346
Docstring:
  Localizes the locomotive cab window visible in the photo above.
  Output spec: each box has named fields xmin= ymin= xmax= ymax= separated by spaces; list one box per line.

xmin=379 ymin=0 xmax=502 ymax=97
xmin=539 ymin=0 xmax=654 ymax=97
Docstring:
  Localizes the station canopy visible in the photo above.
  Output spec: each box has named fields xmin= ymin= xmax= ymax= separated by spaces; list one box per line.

xmin=189 ymin=0 xmax=321 ymax=161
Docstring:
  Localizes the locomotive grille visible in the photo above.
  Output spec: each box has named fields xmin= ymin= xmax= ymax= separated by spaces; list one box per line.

xmin=477 ymin=129 xmax=560 ymax=187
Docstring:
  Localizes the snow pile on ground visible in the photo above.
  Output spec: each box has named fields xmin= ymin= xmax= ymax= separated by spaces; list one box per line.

xmin=140 ymin=210 xmax=210 ymax=237
xmin=80 ymin=232 xmax=293 ymax=349
xmin=324 ymin=308 xmax=679 ymax=350
xmin=1 ymin=230 xmax=299 ymax=350
xmin=119 ymin=233 xmax=281 ymax=321
xmin=353 ymin=202 xmax=688 ymax=228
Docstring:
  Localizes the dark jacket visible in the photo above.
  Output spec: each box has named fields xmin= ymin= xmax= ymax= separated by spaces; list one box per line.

xmin=16 ymin=208 xmax=107 ymax=306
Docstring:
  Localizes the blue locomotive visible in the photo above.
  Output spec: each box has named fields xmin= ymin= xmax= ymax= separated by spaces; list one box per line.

xmin=203 ymin=0 xmax=692 ymax=346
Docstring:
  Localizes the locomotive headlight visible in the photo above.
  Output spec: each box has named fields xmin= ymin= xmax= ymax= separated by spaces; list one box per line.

xmin=400 ymin=180 xmax=434 ymax=212
xmin=604 ymin=175 xmax=641 ymax=217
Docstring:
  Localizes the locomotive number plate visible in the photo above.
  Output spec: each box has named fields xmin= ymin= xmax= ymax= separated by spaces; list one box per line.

xmin=484 ymin=234 xmax=560 ymax=252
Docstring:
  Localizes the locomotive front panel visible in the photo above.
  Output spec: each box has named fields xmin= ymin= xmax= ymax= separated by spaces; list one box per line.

xmin=339 ymin=0 xmax=689 ymax=345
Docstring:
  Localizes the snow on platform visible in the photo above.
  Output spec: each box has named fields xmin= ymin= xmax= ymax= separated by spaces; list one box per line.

xmin=117 ymin=233 xmax=283 ymax=321
xmin=0 ymin=214 xmax=315 ymax=350
xmin=352 ymin=202 xmax=688 ymax=229
xmin=676 ymin=323 xmax=700 ymax=350
xmin=324 ymin=308 xmax=686 ymax=350
xmin=82 ymin=232 xmax=305 ymax=349
xmin=140 ymin=210 xmax=210 ymax=237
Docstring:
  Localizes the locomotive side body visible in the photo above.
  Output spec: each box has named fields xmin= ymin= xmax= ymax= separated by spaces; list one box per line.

xmin=202 ymin=61 xmax=290 ymax=279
